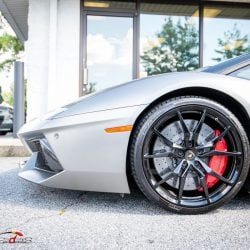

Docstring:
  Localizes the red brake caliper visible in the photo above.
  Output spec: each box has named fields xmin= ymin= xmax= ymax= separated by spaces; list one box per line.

xmin=206 ymin=130 xmax=228 ymax=188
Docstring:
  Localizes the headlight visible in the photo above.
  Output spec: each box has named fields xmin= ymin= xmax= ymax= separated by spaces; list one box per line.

xmin=8 ymin=108 xmax=13 ymax=115
xmin=0 ymin=108 xmax=13 ymax=118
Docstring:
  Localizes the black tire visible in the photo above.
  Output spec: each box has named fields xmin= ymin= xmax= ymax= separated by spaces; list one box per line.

xmin=130 ymin=96 xmax=250 ymax=214
xmin=0 ymin=131 xmax=8 ymax=136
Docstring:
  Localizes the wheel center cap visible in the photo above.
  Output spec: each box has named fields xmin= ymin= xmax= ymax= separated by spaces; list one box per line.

xmin=185 ymin=150 xmax=196 ymax=161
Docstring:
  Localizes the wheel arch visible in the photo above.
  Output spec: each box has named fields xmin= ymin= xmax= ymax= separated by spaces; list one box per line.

xmin=126 ymin=87 xmax=250 ymax=179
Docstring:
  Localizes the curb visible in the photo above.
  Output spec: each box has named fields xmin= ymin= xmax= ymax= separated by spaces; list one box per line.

xmin=0 ymin=136 xmax=31 ymax=157
xmin=0 ymin=145 xmax=31 ymax=157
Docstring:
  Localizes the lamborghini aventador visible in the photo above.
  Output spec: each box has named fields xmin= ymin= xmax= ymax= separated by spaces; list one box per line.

xmin=18 ymin=54 xmax=250 ymax=214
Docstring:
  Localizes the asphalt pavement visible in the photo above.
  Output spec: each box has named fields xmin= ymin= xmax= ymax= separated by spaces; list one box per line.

xmin=0 ymin=157 xmax=249 ymax=249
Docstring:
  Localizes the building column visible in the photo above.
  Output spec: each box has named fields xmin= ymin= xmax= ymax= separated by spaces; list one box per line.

xmin=47 ymin=0 xmax=58 ymax=111
xmin=26 ymin=0 xmax=50 ymax=121
xmin=26 ymin=0 xmax=80 ymax=121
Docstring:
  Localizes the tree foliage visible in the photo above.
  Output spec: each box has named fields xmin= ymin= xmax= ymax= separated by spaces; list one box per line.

xmin=213 ymin=24 xmax=250 ymax=62
xmin=2 ymin=84 xmax=14 ymax=106
xmin=0 ymin=32 xmax=24 ymax=71
xmin=0 ymin=86 xmax=3 ymax=104
xmin=0 ymin=13 xmax=24 ymax=108
xmin=86 ymin=82 xmax=96 ymax=94
xmin=141 ymin=17 xmax=199 ymax=76
xmin=0 ymin=13 xmax=24 ymax=71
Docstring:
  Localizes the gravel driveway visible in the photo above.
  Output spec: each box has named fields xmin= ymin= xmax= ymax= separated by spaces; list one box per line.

xmin=0 ymin=157 xmax=249 ymax=249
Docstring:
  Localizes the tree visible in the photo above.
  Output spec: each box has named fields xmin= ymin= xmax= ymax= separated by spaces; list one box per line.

xmin=141 ymin=17 xmax=199 ymax=76
xmin=2 ymin=84 xmax=14 ymax=106
xmin=0 ymin=86 xmax=3 ymax=104
xmin=86 ymin=82 xmax=96 ymax=94
xmin=213 ymin=24 xmax=250 ymax=62
xmin=0 ymin=13 xmax=24 ymax=108
xmin=0 ymin=13 xmax=24 ymax=71
xmin=0 ymin=33 xmax=24 ymax=71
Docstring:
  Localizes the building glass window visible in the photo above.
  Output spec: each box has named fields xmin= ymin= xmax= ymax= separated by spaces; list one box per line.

xmin=86 ymin=15 xmax=133 ymax=92
xmin=203 ymin=6 xmax=250 ymax=67
xmin=140 ymin=3 xmax=199 ymax=77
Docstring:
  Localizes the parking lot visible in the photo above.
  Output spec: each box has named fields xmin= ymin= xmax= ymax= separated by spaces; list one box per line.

xmin=0 ymin=157 xmax=249 ymax=249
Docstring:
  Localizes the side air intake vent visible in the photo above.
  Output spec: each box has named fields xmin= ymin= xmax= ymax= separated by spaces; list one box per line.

xmin=26 ymin=136 xmax=63 ymax=173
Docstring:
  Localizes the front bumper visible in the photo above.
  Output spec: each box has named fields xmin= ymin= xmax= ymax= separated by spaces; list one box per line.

xmin=18 ymin=105 xmax=147 ymax=193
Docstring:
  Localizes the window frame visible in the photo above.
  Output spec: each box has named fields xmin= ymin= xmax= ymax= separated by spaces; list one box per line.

xmin=79 ymin=0 xmax=250 ymax=96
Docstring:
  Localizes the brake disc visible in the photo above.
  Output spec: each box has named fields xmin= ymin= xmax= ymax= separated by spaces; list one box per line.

xmin=153 ymin=119 xmax=214 ymax=191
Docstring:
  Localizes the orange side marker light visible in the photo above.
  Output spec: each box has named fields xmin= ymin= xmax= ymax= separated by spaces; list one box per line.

xmin=105 ymin=125 xmax=133 ymax=133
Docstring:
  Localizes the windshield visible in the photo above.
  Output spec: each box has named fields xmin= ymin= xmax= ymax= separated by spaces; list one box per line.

xmin=201 ymin=53 xmax=250 ymax=74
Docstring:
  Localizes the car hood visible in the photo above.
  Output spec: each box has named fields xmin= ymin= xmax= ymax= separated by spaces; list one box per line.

xmin=50 ymin=71 xmax=249 ymax=119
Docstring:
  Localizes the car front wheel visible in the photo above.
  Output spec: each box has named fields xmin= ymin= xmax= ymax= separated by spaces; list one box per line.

xmin=130 ymin=96 xmax=250 ymax=214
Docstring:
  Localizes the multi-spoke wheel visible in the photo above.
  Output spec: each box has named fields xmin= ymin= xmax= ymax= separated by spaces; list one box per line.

xmin=130 ymin=97 xmax=250 ymax=214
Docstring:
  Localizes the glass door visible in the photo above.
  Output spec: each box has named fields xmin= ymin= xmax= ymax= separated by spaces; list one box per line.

xmin=83 ymin=14 xmax=134 ymax=94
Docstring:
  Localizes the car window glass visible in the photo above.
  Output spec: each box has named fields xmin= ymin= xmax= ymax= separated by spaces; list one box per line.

xmin=229 ymin=65 xmax=250 ymax=80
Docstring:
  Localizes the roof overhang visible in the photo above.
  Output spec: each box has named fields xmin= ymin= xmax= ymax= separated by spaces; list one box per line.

xmin=0 ymin=0 xmax=249 ymax=44
xmin=0 ymin=0 xmax=28 ymax=43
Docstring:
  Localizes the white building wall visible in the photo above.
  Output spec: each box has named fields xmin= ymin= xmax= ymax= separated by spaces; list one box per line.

xmin=26 ymin=0 xmax=80 ymax=121
xmin=26 ymin=0 xmax=50 ymax=121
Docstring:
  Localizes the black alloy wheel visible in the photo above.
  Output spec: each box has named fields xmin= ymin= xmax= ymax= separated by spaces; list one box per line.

xmin=130 ymin=96 xmax=250 ymax=214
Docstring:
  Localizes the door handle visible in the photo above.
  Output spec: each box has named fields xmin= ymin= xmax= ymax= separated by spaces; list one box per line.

xmin=83 ymin=67 xmax=88 ymax=93
xmin=83 ymin=67 xmax=88 ymax=86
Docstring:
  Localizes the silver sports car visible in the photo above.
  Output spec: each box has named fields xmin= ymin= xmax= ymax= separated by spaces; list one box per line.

xmin=18 ymin=54 xmax=250 ymax=214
